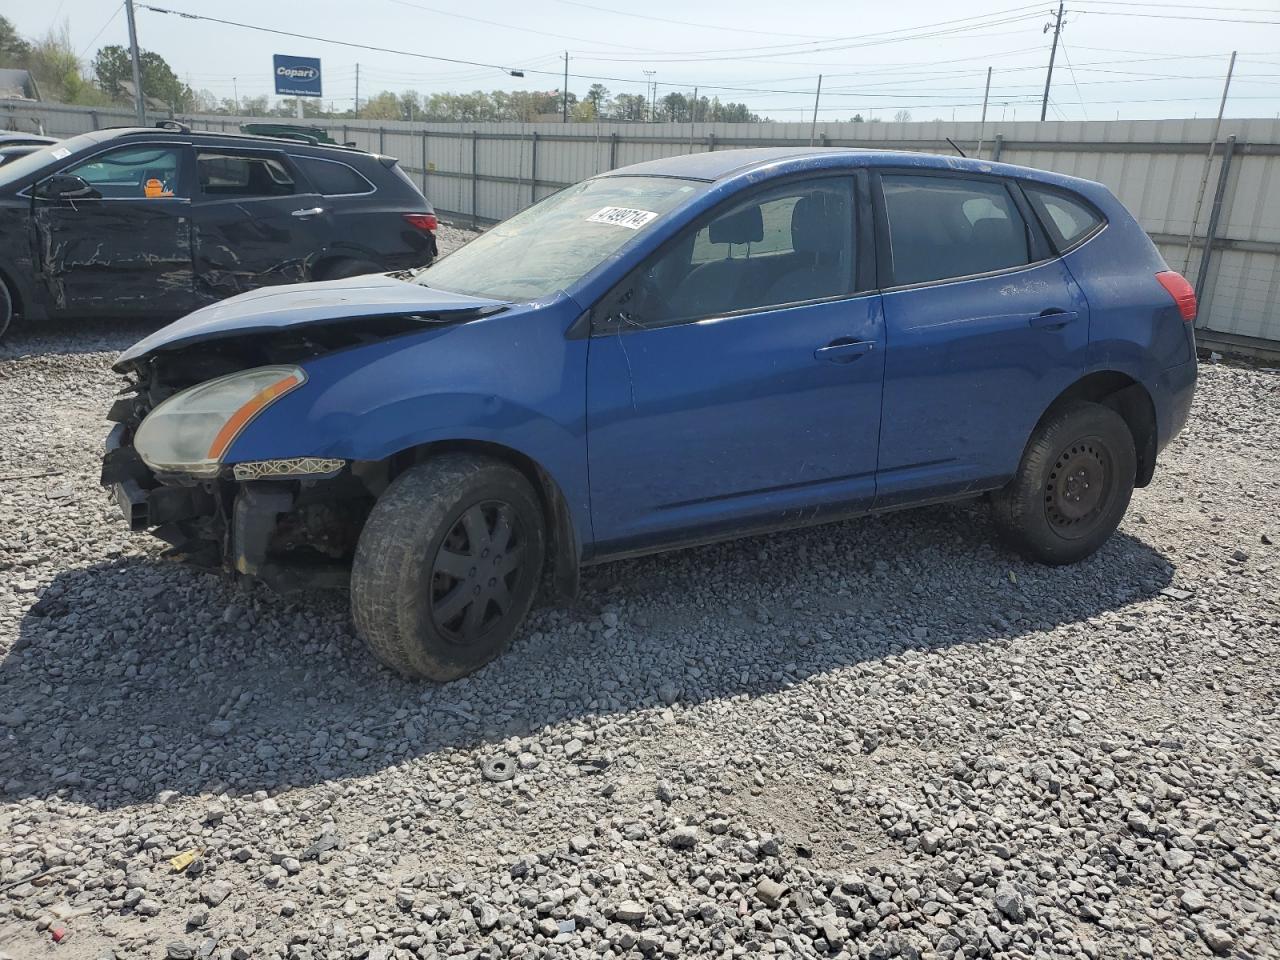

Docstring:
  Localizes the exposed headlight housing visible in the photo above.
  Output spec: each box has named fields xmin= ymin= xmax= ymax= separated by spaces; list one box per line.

xmin=133 ymin=366 xmax=306 ymax=477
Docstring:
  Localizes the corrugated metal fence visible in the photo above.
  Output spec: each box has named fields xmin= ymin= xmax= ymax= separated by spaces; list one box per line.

xmin=5 ymin=100 xmax=1279 ymax=352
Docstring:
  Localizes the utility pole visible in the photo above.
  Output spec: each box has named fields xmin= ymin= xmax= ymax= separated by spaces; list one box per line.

xmin=1183 ymin=50 xmax=1237 ymax=273
xmin=642 ymin=70 xmax=655 ymax=122
xmin=354 ymin=63 xmax=360 ymax=114
xmin=809 ymin=74 xmax=823 ymax=146
xmin=1040 ymin=1 xmax=1064 ymax=122
xmin=125 ymin=0 xmax=146 ymax=124
xmin=977 ymin=66 xmax=992 ymax=157
xmin=563 ymin=51 xmax=569 ymax=123
xmin=232 ymin=77 xmax=239 ymax=115
xmin=689 ymin=86 xmax=697 ymax=151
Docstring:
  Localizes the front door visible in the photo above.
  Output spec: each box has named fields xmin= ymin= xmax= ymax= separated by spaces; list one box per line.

xmin=872 ymin=171 xmax=1091 ymax=506
xmin=32 ymin=142 xmax=196 ymax=315
xmin=586 ymin=175 xmax=885 ymax=555
xmin=191 ymin=148 xmax=333 ymax=301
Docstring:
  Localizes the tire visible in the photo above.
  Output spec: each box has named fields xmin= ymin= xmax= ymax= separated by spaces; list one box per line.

xmin=0 ymin=278 xmax=13 ymax=343
xmin=350 ymin=454 xmax=546 ymax=680
xmin=317 ymin=258 xmax=383 ymax=281
xmin=991 ymin=401 xmax=1137 ymax=565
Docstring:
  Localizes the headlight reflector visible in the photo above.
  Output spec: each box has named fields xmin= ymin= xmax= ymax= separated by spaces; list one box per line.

xmin=134 ymin=365 xmax=306 ymax=476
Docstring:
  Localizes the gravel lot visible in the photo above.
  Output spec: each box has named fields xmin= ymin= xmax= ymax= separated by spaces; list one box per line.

xmin=1 ymin=228 xmax=1278 ymax=960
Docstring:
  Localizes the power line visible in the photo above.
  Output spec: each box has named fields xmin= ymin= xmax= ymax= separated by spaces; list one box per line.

xmin=577 ymin=10 xmax=1051 ymax=62
xmin=544 ymin=0 xmax=826 ymax=40
xmin=380 ymin=0 xmax=654 ymax=52
xmin=1077 ymin=8 xmax=1280 ymax=25
xmin=1058 ymin=40 xmax=1090 ymax=119
xmin=79 ymin=3 xmax=125 ymax=58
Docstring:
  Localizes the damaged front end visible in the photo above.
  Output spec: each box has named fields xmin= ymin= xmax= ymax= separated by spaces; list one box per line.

xmin=101 ymin=277 xmax=507 ymax=591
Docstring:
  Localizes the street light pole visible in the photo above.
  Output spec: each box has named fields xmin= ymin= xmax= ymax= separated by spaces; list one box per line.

xmin=125 ymin=0 xmax=146 ymax=124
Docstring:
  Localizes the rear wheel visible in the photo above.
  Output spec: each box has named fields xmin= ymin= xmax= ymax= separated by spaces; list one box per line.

xmin=0 ymin=278 xmax=13 ymax=342
xmin=351 ymin=454 xmax=545 ymax=680
xmin=991 ymin=401 xmax=1136 ymax=565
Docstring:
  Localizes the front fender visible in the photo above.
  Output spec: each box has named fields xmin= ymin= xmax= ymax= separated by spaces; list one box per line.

xmin=225 ymin=297 xmax=592 ymax=546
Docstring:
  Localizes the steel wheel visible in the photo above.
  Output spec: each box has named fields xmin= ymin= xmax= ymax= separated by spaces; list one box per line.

xmin=1044 ymin=438 xmax=1112 ymax=538
xmin=991 ymin=401 xmax=1136 ymax=566
xmin=429 ymin=500 xmax=527 ymax=645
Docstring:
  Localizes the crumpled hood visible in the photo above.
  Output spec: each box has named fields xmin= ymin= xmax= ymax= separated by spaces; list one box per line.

xmin=114 ymin=274 xmax=506 ymax=371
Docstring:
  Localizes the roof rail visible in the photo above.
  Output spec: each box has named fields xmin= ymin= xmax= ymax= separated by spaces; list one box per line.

xmin=155 ymin=120 xmax=191 ymax=133
xmin=264 ymin=131 xmax=320 ymax=145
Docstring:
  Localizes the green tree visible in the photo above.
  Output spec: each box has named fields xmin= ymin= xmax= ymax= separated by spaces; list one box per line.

xmin=585 ymin=83 xmax=610 ymax=117
xmin=0 ymin=15 xmax=31 ymax=66
xmin=612 ymin=93 xmax=647 ymax=121
xmin=92 ymin=44 xmax=193 ymax=109
xmin=659 ymin=91 xmax=688 ymax=122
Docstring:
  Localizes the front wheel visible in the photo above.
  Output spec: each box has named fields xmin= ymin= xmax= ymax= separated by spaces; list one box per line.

xmin=991 ymin=401 xmax=1137 ymax=565
xmin=351 ymin=455 xmax=545 ymax=680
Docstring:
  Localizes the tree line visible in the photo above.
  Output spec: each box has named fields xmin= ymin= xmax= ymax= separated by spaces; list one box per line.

xmin=0 ymin=17 xmax=766 ymax=123
xmin=1 ymin=17 xmax=917 ymax=124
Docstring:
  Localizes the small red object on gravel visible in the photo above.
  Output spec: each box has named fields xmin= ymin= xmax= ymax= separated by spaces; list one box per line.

xmin=51 ymin=927 xmax=67 ymax=942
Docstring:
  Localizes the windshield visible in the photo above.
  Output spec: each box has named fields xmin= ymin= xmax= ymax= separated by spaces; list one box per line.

xmin=0 ymin=132 xmax=100 ymax=189
xmin=417 ymin=175 xmax=706 ymax=301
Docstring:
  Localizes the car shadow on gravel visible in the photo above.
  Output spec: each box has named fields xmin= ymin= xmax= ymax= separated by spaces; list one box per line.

xmin=1 ymin=501 xmax=1175 ymax=810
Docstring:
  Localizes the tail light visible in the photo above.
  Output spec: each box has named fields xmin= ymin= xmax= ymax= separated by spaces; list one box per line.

xmin=403 ymin=213 xmax=438 ymax=232
xmin=1155 ymin=270 xmax=1197 ymax=322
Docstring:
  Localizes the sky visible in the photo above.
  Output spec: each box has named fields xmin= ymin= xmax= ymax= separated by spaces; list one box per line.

xmin=11 ymin=0 xmax=1280 ymax=122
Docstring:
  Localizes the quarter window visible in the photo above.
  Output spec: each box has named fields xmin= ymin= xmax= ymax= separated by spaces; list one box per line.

xmin=610 ymin=178 xmax=856 ymax=328
xmin=63 ymin=145 xmax=187 ymax=199
xmin=197 ymin=152 xmax=296 ymax=197
xmin=294 ymin=156 xmax=373 ymax=195
xmin=1024 ymin=185 xmax=1103 ymax=250
xmin=881 ymin=175 xmax=1030 ymax=285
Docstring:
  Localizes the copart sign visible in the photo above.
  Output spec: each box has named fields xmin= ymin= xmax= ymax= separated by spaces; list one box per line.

xmin=273 ymin=55 xmax=322 ymax=98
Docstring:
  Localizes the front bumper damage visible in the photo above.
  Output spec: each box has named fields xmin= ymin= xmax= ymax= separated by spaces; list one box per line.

xmin=102 ymin=421 xmax=359 ymax=591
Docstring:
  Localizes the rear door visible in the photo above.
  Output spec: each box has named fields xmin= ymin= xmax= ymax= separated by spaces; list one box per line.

xmin=191 ymin=148 xmax=332 ymax=300
xmin=586 ymin=173 xmax=885 ymax=555
xmin=32 ymin=142 xmax=197 ymax=315
xmin=872 ymin=170 xmax=1090 ymax=506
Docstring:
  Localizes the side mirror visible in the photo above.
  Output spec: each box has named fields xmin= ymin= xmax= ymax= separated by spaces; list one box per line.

xmin=35 ymin=174 xmax=97 ymax=200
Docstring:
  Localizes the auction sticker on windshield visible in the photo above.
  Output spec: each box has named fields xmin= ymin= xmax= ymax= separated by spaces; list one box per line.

xmin=587 ymin=206 xmax=659 ymax=229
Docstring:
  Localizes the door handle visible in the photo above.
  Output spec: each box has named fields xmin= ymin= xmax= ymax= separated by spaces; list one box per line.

xmin=1028 ymin=309 xmax=1080 ymax=330
xmin=291 ymin=207 xmax=325 ymax=218
xmin=814 ymin=339 xmax=875 ymax=363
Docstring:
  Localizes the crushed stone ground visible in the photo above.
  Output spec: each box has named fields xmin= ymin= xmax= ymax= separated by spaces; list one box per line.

xmin=1 ymin=227 xmax=1278 ymax=959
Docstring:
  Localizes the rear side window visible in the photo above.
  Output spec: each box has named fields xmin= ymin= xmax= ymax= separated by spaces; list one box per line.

xmin=198 ymin=152 xmax=295 ymax=197
xmin=294 ymin=156 xmax=373 ymax=195
xmin=881 ymin=175 xmax=1030 ymax=285
xmin=1024 ymin=185 xmax=1103 ymax=250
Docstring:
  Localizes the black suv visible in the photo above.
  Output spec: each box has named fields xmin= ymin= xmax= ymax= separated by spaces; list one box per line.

xmin=0 ymin=122 xmax=439 ymax=339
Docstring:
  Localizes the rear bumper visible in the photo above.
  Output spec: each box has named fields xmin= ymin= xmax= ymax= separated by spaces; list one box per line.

xmin=1154 ymin=357 xmax=1197 ymax=452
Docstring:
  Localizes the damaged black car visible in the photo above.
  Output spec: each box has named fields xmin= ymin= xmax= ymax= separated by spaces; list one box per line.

xmin=0 ymin=121 xmax=439 ymax=340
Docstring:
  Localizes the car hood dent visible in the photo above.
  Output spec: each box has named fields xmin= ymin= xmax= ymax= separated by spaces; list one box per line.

xmin=114 ymin=274 xmax=507 ymax=371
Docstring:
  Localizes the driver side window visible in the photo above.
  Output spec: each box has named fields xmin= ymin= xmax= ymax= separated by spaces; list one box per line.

xmin=596 ymin=177 xmax=856 ymax=332
xmin=63 ymin=145 xmax=189 ymax=199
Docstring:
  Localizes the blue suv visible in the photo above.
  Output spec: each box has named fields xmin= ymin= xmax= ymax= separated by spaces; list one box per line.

xmin=103 ymin=147 xmax=1197 ymax=680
